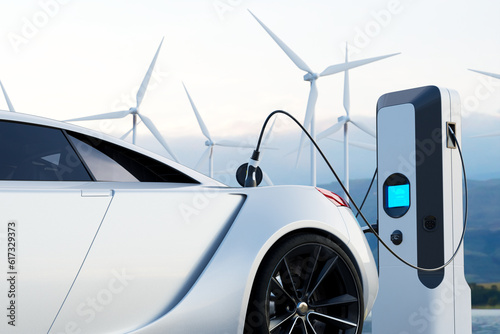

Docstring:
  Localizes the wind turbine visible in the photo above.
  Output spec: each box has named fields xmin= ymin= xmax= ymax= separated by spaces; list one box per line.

xmin=0 ymin=80 xmax=15 ymax=112
xmin=65 ymin=38 xmax=178 ymax=162
xmin=183 ymin=83 xmax=255 ymax=178
xmin=469 ymin=69 xmax=500 ymax=137
xmin=316 ymin=44 xmax=396 ymax=195
xmin=249 ymin=10 xmax=399 ymax=186
xmin=469 ymin=69 xmax=500 ymax=80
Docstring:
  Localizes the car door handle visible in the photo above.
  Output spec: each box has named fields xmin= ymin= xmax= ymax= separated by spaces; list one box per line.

xmin=81 ymin=190 xmax=114 ymax=197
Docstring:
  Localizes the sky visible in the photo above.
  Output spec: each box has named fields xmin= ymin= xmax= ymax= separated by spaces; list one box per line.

xmin=0 ymin=0 xmax=499 ymax=186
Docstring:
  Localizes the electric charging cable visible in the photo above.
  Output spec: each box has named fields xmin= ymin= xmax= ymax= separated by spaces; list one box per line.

xmin=356 ymin=168 xmax=377 ymax=220
xmin=243 ymin=110 xmax=468 ymax=272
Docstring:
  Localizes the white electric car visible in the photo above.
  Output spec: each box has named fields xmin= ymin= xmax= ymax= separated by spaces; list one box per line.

xmin=0 ymin=110 xmax=377 ymax=334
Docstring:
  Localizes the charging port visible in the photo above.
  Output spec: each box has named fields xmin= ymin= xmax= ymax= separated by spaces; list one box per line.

xmin=446 ymin=122 xmax=457 ymax=149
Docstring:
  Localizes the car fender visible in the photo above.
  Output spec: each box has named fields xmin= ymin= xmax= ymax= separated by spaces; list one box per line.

xmin=130 ymin=186 xmax=355 ymax=334
xmin=339 ymin=207 xmax=379 ymax=318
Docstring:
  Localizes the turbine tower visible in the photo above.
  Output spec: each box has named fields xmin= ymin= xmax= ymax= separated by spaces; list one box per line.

xmin=0 ymin=80 xmax=15 ymax=112
xmin=250 ymin=10 xmax=398 ymax=186
xmin=183 ymin=83 xmax=254 ymax=178
xmin=317 ymin=44 xmax=398 ymax=196
xmin=65 ymin=38 xmax=178 ymax=162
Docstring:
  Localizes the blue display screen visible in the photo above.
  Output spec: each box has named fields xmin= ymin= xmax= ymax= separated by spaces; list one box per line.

xmin=387 ymin=184 xmax=410 ymax=208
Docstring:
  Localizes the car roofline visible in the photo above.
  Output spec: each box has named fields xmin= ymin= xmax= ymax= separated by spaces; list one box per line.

xmin=0 ymin=110 xmax=225 ymax=187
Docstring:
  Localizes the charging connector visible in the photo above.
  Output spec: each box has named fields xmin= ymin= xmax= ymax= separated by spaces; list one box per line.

xmin=447 ymin=122 xmax=457 ymax=149
xmin=244 ymin=150 xmax=261 ymax=187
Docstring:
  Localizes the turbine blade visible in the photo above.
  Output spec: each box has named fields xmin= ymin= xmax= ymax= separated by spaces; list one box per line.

xmin=120 ymin=127 xmax=133 ymax=140
xmin=350 ymin=118 xmax=376 ymax=138
xmin=262 ymin=172 xmax=274 ymax=186
xmin=285 ymin=145 xmax=302 ymax=157
xmin=183 ymin=83 xmax=212 ymax=141
xmin=262 ymin=116 xmax=277 ymax=146
xmin=120 ymin=121 xmax=142 ymax=140
xmin=248 ymin=10 xmax=313 ymax=73
xmin=213 ymin=162 xmax=240 ymax=175
xmin=471 ymin=132 xmax=500 ymax=138
xmin=0 ymin=80 xmax=15 ymax=112
xmin=320 ymin=52 xmax=400 ymax=77
xmin=316 ymin=119 xmax=347 ymax=141
xmin=296 ymin=80 xmax=319 ymax=163
xmin=343 ymin=44 xmax=350 ymax=116
xmin=136 ymin=37 xmax=164 ymax=109
xmin=215 ymin=139 xmax=255 ymax=149
xmin=302 ymin=79 xmax=319 ymax=133
xmin=65 ymin=110 xmax=131 ymax=122
xmin=138 ymin=114 xmax=179 ymax=162
xmin=469 ymin=69 xmax=500 ymax=80
xmin=259 ymin=144 xmax=279 ymax=150
xmin=194 ymin=147 xmax=211 ymax=170
xmin=327 ymin=137 xmax=376 ymax=151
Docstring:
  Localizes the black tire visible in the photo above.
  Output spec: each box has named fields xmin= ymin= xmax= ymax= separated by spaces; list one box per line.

xmin=244 ymin=233 xmax=364 ymax=334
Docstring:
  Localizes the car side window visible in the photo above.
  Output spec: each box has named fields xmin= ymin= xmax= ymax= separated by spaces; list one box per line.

xmin=0 ymin=121 xmax=92 ymax=181
xmin=68 ymin=136 xmax=138 ymax=182
xmin=67 ymin=132 xmax=199 ymax=184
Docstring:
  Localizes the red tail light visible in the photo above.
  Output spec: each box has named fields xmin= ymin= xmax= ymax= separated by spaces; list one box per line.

xmin=316 ymin=187 xmax=349 ymax=207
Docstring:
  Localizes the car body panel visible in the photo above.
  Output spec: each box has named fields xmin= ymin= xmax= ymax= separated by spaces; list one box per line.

xmin=48 ymin=184 xmax=244 ymax=333
xmin=129 ymin=186 xmax=377 ymax=334
xmin=0 ymin=183 xmax=112 ymax=333
xmin=339 ymin=207 xmax=379 ymax=314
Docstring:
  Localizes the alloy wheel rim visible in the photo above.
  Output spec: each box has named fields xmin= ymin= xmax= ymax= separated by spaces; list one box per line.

xmin=266 ymin=243 xmax=361 ymax=333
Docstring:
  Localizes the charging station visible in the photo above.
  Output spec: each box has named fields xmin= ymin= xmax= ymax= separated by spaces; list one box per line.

xmin=372 ymin=86 xmax=471 ymax=333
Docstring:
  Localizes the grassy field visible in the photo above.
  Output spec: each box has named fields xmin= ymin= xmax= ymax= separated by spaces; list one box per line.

xmin=473 ymin=305 xmax=500 ymax=309
xmin=477 ymin=282 xmax=500 ymax=289
xmin=471 ymin=282 xmax=500 ymax=308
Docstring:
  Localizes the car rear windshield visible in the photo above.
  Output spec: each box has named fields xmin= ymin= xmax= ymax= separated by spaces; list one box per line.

xmin=67 ymin=132 xmax=199 ymax=184
xmin=0 ymin=120 xmax=199 ymax=184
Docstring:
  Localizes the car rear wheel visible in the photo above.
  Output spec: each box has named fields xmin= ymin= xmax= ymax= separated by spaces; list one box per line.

xmin=244 ymin=233 xmax=364 ymax=334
